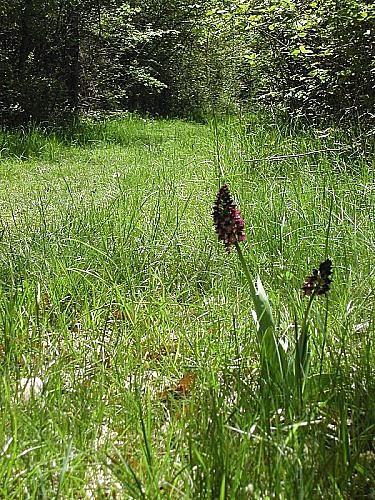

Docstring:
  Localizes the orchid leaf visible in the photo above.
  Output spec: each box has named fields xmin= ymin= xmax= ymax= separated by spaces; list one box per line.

xmin=253 ymin=276 xmax=274 ymax=341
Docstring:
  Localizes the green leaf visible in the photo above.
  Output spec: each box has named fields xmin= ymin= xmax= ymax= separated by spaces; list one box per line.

xmin=253 ymin=277 xmax=274 ymax=340
xmin=299 ymin=45 xmax=313 ymax=54
xmin=261 ymin=327 xmax=286 ymax=385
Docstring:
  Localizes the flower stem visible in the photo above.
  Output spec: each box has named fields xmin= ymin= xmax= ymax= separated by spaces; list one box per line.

xmin=234 ymin=241 xmax=257 ymax=303
xmin=296 ymin=290 xmax=316 ymax=404
xmin=234 ymin=241 xmax=275 ymax=345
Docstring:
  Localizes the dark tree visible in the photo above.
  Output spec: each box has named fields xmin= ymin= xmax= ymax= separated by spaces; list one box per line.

xmin=0 ymin=0 xmax=80 ymax=125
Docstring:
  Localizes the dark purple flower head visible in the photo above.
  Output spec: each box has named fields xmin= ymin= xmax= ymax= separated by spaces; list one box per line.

xmin=302 ymin=259 xmax=333 ymax=296
xmin=212 ymin=185 xmax=246 ymax=253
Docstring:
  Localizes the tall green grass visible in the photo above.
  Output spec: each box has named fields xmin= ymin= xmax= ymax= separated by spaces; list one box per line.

xmin=0 ymin=113 xmax=374 ymax=498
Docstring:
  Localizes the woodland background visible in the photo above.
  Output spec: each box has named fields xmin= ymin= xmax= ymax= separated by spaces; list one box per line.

xmin=1 ymin=0 xmax=374 ymax=128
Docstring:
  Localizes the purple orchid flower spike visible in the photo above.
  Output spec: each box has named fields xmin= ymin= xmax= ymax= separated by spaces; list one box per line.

xmin=302 ymin=259 xmax=333 ymax=297
xmin=212 ymin=185 xmax=246 ymax=253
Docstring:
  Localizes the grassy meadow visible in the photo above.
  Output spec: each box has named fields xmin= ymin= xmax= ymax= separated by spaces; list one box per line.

xmin=0 ymin=113 xmax=374 ymax=498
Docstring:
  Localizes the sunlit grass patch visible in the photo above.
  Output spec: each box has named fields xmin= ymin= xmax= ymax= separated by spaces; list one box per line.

xmin=0 ymin=113 xmax=374 ymax=497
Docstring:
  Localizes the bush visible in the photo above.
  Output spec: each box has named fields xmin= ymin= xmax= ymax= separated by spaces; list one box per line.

xmin=240 ymin=0 xmax=375 ymax=126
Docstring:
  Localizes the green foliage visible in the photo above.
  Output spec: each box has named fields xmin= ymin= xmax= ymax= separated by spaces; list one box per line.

xmin=1 ymin=0 xmax=374 ymax=128
xmin=80 ymin=0 xmax=238 ymax=118
xmin=79 ymin=1 xmax=170 ymax=113
xmin=1 ymin=0 xmax=231 ymax=123
xmin=235 ymin=0 xmax=375 ymax=125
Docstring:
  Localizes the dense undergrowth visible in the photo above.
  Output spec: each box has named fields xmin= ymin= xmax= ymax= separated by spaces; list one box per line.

xmin=0 ymin=114 xmax=374 ymax=498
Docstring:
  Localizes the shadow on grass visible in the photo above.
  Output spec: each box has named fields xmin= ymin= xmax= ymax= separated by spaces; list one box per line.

xmin=0 ymin=114 xmax=166 ymax=160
